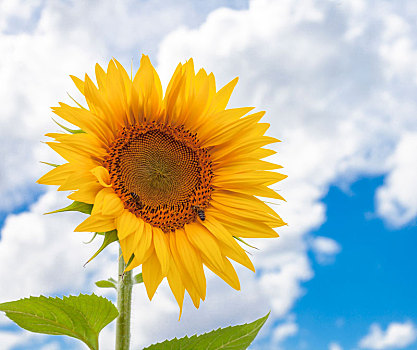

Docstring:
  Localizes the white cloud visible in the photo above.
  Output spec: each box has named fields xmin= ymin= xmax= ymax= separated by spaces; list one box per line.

xmin=0 ymin=191 xmax=116 ymax=302
xmin=0 ymin=0 xmax=245 ymax=212
xmin=0 ymin=331 xmax=27 ymax=349
xmin=0 ymin=190 xmax=118 ymax=349
xmin=2 ymin=0 xmax=417 ymax=349
xmin=1 ymin=0 xmax=315 ymax=348
xmin=329 ymin=342 xmax=343 ymax=350
xmin=311 ymin=236 xmax=341 ymax=265
xmin=272 ymin=318 xmax=298 ymax=343
xmin=376 ymin=132 xmax=417 ymax=227
xmin=40 ymin=343 xmax=61 ymax=350
xmin=359 ymin=321 xmax=417 ymax=349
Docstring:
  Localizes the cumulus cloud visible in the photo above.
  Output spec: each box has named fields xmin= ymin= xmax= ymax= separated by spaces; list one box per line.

xmin=376 ymin=132 xmax=417 ymax=227
xmin=0 ymin=191 xmax=117 ymax=302
xmin=0 ymin=0 xmax=245 ymax=212
xmin=311 ymin=236 xmax=342 ymax=265
xmin=2 ymin=0 xmax=417 ymax=348
xmin=0 ymin=331 xmax=28 ymax=349
xmin=157 ymin=0 xmax=417 ymax=210
xmin=329 ymin=342 xmax=343 ymax=350
xmin=0 ymin=189 xmax=119 ymax=350
xmin=359 ymin=321 xmax=417 ymax=349
xmin=272 ymin=318 xmax=298 ymax=343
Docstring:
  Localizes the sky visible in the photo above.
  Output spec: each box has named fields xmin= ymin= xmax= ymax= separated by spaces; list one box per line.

xmin=0 ymin=0 xmax=417 ymax=349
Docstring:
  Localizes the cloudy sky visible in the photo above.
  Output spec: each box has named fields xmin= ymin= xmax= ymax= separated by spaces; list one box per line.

xmin=1 ymin=0 xmax=417 ymax=349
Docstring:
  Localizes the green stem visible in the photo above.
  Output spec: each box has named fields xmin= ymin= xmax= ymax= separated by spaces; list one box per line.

xmin=115 ymin=246 xmax=133 ymax=350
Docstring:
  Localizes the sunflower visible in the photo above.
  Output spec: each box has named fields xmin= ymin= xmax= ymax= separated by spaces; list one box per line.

xmin=38 ymin=55 xmax=286 ymax=312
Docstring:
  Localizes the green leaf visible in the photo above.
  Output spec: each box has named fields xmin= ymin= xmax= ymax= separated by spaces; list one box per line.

xmin=95 ymin=277 xmax=117 ymax=290
xmin=84 ymin=230 xmax=118 ymax=266
xmin=133 ymin=273 xmax=143 ymax=284
xmin=143 ymin=313 xmax=269 ymax=350
xmin=53 ymin=118 xmax=85 ymax=134
xmin=45 ymin=201 xmax=93 ymax=215
xmin=0 ymin=294 xmax=118 ymax=350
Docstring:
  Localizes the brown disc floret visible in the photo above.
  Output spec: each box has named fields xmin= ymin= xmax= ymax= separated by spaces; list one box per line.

xmin=104 ymin=121 xmax=213 ymax=232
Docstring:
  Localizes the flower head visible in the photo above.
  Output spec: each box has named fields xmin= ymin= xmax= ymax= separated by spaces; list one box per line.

xmin=38 ymin=55 xmax=286 ymax=312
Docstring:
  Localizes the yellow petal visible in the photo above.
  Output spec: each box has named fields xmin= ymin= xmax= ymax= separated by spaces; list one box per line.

xmin=152 ymin=227 xmax=170 ymax=276
xmin=91 ymin=166 xmax=112 ymax=187
xmin=58 ymin=171 xmax=95 ymax=191
xmin=212 ymin=189 xmax=284 ymax=218
xmin=49 ymin=133 xmax=107 ymax=159
xmin=52 ymin=104 xmax=113 ymax=146
xmin=142 ymin=251 xmax=164 ymax=300
xmin=95 ymin=63 xmax=107 ymax=91
xmin=167 ymin=258 xmax=185 ymax=318
xmin=125 ymin=234 xmax=154 ymax=272
xmin=130 ymin=222 xmax=152 ymax=266
xmin=209 ymin=209 xmax=280 ymax=238
xmin=116 ymin=210 xmax=141 ymax=240
xmin=253 ymin=148 xmax=277 ymax=160
xmin=74 ymin=214 xmax=115 ymax=232
xmin=210 ymin=199 xmax=284 ymax=227
xmin=67 ymin=182 xmax=103 ymax=204
xmin=217 ymin=240 xmax=255 ymax=272
xmin=201 ymin=214 xmax=239 ymax=248
xmin=201 ymin=214 xmax=254 ymax=272
xmin=70 ymin=75 xmax=85 ymax=94
xmin=210 ymin=77 xmax=239 ymax=112
xmin=132 ymin=55 xmax=163 ymax=124
xmin=216 ymin=184 xmax=285 ymax=201
xmin=211 ymin=136 xmax=279 ymax=162
xmin=37 ymin=163 xmax=73 ymax=185
xmin=101 ymin=190 xmax=124 ymax=216
xmin=202 ymin=255 xmax=240 ymax=290
xmin=198 ymin=107 xmax=255 ymax=143
xmin=213 ymin=159 xmax=282 ymax=174
xmin=46 ymin=142 xmax=95 ymax=165
xmin=169 ymin=231 xmax=201 ymax=308
xmin=105 ymin=60 xmax=129 ymax=126
xmin=84 ymin=74 xmax=118 ymax=132
xmin=212 ymin=171 xmax=287 ymax=188
xmin=184 ymin=222 xmax=224 ymax=272
xmin=120 ymin=233 xmax=137 ymax=265
xmin=202 ymin=108 xmax=260 ymax=147
xmin=175 ymin=229 xmax=206 ymax=299
xmin=91 ymin=188 xmax=105 ymax=215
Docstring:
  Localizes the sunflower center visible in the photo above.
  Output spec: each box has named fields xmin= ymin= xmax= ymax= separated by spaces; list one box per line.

xmin=105 ymin=122 xmax=213 ymax=232
xmin=118 ymin=129 xmax=200 ymax=206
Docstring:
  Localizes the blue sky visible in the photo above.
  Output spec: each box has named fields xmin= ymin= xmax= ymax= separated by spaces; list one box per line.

xmin=1 ymin=1 xmax=417 ymax=349
xmin=288 ymin=177 xmax=417 ymax=349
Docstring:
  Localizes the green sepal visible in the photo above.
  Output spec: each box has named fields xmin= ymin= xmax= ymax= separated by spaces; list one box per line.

xmin=0 ymin=294 xmax=118 ymax=350
xmin=40 ymin=161 xmax=60 ymax=168
xmin=45 ymin=201 xmax=93 ymax=215
xmin=133 ymin=273 xmax=143 ymax=284
xmin=52 ymin=118 xmax=85 ymax=134
xmin=124 ymin=253 xmax=135 ymax=270
xmin=95 ymin=277 xmax=117 ymax=290
xmin=67 ymin=92 xmax=86 ymax=109
xmin=84 ymin=230 xmax=118 ymax=266
xmin=84 ymin=232 xmax=99 ymax=244
xmin=234 ymin=236 xmax=259 ymax=250
xmin=143 ymin=312 xmax=270 ymax=350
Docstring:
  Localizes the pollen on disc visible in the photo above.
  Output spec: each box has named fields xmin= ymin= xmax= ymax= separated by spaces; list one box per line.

xmin=105 ymin=122 xmax=213 ymax=232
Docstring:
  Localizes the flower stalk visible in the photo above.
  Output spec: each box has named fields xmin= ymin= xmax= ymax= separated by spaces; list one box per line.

xmin=115 ymin=246 xmax=133 ymax=350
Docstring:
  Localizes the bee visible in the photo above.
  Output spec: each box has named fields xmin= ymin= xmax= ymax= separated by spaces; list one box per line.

xmin=130 ymin=192 xmax=143 ymax=208
xmin=192 ymin=205 xmax=205 ymax=221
